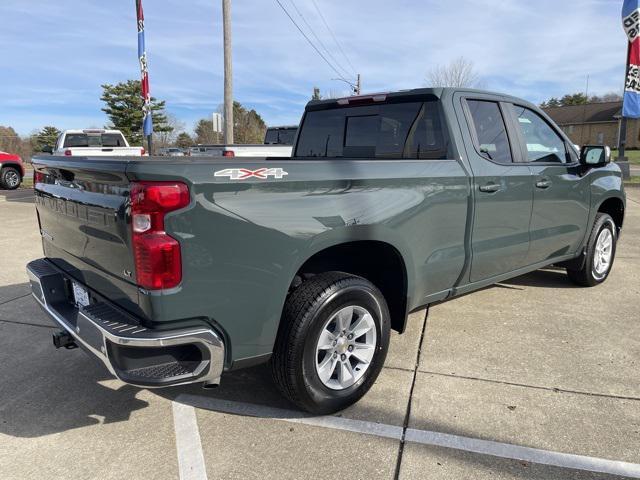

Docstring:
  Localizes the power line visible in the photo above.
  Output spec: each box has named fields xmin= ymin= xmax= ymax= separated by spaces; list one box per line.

xmin=273 ymin=0 xmax=354 ymax=86
xmin=310 ymin=0 xmax=356 ymax=76
xmin=287 ymin=0 xmax=353 ymax=80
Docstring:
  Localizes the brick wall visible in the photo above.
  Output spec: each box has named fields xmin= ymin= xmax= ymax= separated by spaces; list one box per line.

xmin=559 ymin=119 xmax=640 ymax=148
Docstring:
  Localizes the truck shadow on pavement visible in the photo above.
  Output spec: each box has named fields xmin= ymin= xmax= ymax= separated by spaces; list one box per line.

xmin=0 ymin=266 xmax=578 ymax=441
xmin=0 ymin=282 xmax=149 ymax=438
xmin=499 ymin=267 xmax=581 ymax=290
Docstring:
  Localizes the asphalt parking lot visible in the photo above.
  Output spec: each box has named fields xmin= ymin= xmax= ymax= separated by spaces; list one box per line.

xmin=0 ymin=187 xmax=639 ymax=480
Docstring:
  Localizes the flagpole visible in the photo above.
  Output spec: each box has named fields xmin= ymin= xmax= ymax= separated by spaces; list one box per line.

xmin=136 ymin=0 xmax=154 ymax=155
xmin=618 ymin=42 xmax=630 ymax=161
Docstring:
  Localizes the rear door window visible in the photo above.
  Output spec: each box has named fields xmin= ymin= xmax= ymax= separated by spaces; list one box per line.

xmin=295 ymin=100 xmax=449 ymax=159
xmin=465 ymin=100 xmax=513 ymax=164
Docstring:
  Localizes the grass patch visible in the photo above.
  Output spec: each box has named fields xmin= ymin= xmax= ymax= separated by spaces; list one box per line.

xmin=612 ymin=149 xmax=640 ymax=164
xmin=624 ymin=176 xmax=640 ymax=185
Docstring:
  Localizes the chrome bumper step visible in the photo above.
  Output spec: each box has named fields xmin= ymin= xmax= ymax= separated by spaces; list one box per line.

xmin=27 ymin=258 xmax=225 ymax=388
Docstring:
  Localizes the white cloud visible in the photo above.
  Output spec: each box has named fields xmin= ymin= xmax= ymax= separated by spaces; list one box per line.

xmin=0 ymin=0 xmax=629 ymax=134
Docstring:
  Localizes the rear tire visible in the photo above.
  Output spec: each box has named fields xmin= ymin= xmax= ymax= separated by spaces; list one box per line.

xmin=271 ymin=272 xmax=390 ymax=414
xmin=0 ymin=167 xmax=21 ymax=190
xmin=567 ymin=213 xmax=617 ymax=287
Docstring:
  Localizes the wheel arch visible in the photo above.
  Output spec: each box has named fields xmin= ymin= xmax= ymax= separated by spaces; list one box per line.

xmin=596 ymin=195 xmax=625 ymax=233
xmin=1 ymin=162 xmax=24 ymax=178
xmin=289 ymin=239 xmax=410 ymax=334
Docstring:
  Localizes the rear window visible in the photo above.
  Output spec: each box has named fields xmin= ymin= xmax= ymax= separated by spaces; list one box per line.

xmin=295 ymin=101 xmax=450 ymax=159
xmin=63 ymin=133 xmax=127 ymax=148
xmin=265 ymin=128 xmax=297 ymax=145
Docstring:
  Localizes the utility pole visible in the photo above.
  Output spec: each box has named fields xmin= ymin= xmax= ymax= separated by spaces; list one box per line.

xmin=222 ymin=0 xmax=234 ymax=144
xmin=355 ymin=74 xmax=361 ymax=95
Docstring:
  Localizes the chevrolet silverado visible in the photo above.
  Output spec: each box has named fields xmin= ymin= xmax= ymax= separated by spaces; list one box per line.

xmin=28 ymin=88 xmax=625 ymax=413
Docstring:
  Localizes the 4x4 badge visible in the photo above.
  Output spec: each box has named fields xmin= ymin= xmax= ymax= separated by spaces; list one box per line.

xmin=214 ymin=168 xmax=288 ymax=180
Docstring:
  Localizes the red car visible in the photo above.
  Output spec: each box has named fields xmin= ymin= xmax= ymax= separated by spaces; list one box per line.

xmin=0 ymin=151 xmax=25 ymax=190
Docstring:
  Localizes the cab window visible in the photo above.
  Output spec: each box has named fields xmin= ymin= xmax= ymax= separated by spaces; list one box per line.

xmin=512 ymin=106 xmax=568 ymax=163
xmin=295 ymin=100 xmax=450 ymax=159
xmin=466 ymin=100 xmax=513 ymax=164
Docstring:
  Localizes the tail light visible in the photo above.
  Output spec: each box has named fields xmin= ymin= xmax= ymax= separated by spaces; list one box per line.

xmin=34 ymin=170 xmax=44 ymax=187
xmin=141 ymin=147 xmax=146 ymax=156
xmin=64 ymin=150 xmax=72 ymax=156
xmin=222 ymin=150 xmax=235 ymax=157
xmin=130 ymin=181 xmax=190 ymax=290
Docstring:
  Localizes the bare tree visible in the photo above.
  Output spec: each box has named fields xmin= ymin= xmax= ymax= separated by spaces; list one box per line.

xmin=426 ymin=57 xmax=482 ymax=88
xmin=156 ymin=113 xmax=185 ymax=147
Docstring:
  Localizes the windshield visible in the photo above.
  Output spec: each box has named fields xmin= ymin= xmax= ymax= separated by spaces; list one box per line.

xmin=63 ymin=133 xmax=127 ymax=148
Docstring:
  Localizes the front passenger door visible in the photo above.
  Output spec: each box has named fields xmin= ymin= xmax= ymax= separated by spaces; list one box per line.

xmin=508 ymin=105 xmax=590 ymax=264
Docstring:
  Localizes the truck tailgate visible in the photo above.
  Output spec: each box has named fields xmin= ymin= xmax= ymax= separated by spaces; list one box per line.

xmin=32 ymin=156 xmax=142 ymax=316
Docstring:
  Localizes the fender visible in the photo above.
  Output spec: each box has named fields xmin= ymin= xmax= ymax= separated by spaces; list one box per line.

xmin=0 ymin=161 xmax=25 ymax=178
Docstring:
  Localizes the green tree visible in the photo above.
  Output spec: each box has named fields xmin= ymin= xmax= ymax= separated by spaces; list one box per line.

xmin=33 ymin=126 xmax=61 ymax=151
xmin=100 ymin=80 xmax=172 ymax=146
xmin=194 ymin=119 xmax=221 ymax=145
xmin=194 ymin=102 xmax=267 ymax=145
xmin=540 ymin=97 xmax=560 ymax=108
xmin=175 ymin=132 xmax=194 ymax=149
xmin=232 ymin=102 xmax=267 ymax=144
xmin=559 ymin=93 xmax=588 ymax=106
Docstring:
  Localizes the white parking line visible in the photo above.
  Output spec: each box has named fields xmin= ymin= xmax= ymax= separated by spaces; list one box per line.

xmin=172 ymin=401 xmax=208 ymax=480
xmin=175 ymin=394 xmax=640 ymax=479
xmin=405 ymin=429 xmax=640 ymax=478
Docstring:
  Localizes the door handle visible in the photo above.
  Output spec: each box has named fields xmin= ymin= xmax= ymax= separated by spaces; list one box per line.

xmin=479 ymin=183 xmax=500 ymax=193
xmin=536 ymin=179 xmax=551 ymax=189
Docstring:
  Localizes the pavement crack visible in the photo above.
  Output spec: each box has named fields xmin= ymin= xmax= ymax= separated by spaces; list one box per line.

xmin=0 ymin=318 xmax=56 ymax=330
xmin=421 ymin=370 xmax=640 ymax=402
xmin=0 ymin=293 xmax=31 ymax=307
xmin=393 ymin=306 xmax=429 ymax=480
xmin=384 ymin=366 xmax=415 ymax=373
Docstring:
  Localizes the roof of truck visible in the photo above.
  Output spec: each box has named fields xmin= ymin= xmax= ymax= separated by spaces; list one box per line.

xmin=62 ymin=129 xmax=123 ymax=135
xmin=306 ymin=87 xmax=526 ymax=111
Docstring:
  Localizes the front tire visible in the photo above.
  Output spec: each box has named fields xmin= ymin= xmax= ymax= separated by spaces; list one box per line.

xmin=567 ymin=213 xmax=617 ymax=287
xmin=0 ymin=167 xmax=21 ymax=190
xmin=271 ymin=272 xmax=390 ymax=414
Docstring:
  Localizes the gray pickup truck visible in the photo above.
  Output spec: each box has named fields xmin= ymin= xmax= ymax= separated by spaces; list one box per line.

xmin=28 ymin=88 xmax=625 ymax=413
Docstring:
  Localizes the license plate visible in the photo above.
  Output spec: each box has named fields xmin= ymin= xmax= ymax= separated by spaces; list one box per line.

xmin=72 ymin=282 xmax=90 ymax=308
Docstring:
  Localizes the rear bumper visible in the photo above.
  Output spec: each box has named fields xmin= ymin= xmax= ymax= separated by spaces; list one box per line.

xmin=26 ymin=258 xmax=225 ymax=388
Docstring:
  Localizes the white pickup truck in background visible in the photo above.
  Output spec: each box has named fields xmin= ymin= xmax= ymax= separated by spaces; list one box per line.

xmin=189 ymin=125 xmax=297 ymax=158
xmin=44 ymin=129 xmax=145 ymax=157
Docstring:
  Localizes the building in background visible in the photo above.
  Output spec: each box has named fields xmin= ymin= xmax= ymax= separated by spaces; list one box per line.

xmin=543 ymin=101 xmax=640 ymax=149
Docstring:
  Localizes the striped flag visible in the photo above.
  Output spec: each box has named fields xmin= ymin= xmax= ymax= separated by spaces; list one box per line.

xmin=136 ymin=0 xmax=153 ymax=136
xmin=623 ymin=0 xmax=640 ymax=118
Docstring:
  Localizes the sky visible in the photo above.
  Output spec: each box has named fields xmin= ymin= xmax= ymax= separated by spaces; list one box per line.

xmin=0 ymin=0 xmax=629 ymax=136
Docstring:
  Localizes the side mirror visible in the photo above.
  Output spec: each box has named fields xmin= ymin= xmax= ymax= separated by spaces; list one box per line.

xmin=41 ymin=145 xmax=53 ymax=154
xmin=580 ymin=145 xmax=611 ymax=167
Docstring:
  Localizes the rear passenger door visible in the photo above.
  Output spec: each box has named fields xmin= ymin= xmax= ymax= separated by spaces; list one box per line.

xmin=507 ymin=104 xmax=590 ymax=264
xmin=460 ymin=97 xmax=533 ymax=283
